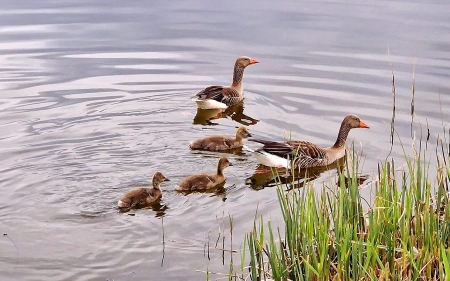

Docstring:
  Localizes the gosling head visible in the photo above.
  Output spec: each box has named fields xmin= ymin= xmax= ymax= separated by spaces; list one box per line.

xmin=217 ymin=157 xmax=233 ymax=172
xmin=235 ymin=56 xmax=259 ymax=68
xmin=342 ymin=114 xmax=370 ymax=129
xmin=152 ymin=171 xmax=170 ymax=188
xmin=236 ymin=126 xmax=252 ymax=139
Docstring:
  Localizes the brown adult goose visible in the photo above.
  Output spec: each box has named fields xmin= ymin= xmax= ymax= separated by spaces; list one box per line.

xmin=191 ymin=56 xmax=259 ymax=109
xmin=247 ymin=114 xmax=370 ymax=169
xmin=117 ymin=172 xmax=169 ymax=208
xmin=175 ymin=157 xmax=232 ymax=191
xmin=189 ymin=126 xmax=252 ymax=151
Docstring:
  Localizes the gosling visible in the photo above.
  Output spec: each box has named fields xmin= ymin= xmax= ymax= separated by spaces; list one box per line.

xmin=118 ymin=172 xmax=169 ymax=208
xmin=189 ymin=126 xmax=251 ymax=151
xmin=175 ymin=157 xmax=232 ymax=191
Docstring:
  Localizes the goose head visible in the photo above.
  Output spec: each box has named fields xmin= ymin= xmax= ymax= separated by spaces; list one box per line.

xmin=235 ymin=56 xmax=259 ymax=68
xmin=342 ymin=114 xmax=370 ymax=129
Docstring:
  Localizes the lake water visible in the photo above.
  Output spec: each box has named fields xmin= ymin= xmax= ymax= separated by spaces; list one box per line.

xmin=0 ymin=1 xmax=449 ymax=280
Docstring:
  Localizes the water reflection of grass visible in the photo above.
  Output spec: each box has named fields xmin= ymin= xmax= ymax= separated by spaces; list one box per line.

xmin=222 ymin=137 xmax=450 ymax=280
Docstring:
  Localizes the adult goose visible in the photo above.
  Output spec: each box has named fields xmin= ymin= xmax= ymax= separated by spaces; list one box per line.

xmin=191 ymin=56 xmax=259 ymax=109
xmin=175 ymin=157 xmax=232 ymax=191
xmin=118 ymin=172 xmax=169 ymax=208
xmin=248 ymin=114 xmax=370 ymax=169
xmin=189 ymin=126 xmax=252 ymax=151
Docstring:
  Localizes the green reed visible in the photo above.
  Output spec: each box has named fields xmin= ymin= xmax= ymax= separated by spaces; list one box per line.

xmin=234 ymin=138 xmax=450 ymax=281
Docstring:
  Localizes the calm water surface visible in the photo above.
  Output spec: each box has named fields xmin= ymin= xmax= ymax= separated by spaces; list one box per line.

xmin=1 ymin=1 xmax=449 ymax=280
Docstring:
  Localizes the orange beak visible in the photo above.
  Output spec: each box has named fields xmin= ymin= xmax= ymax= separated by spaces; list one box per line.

xmin=359 ymin=120 xmax=370 ymax=128
xmin=249 ymin=58 xmax=259 ymax=64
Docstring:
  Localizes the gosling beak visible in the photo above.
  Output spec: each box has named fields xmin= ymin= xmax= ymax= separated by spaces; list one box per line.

xmin=247 ymin=133 xmax=252 ymax=137
xmin=228 ymin=162 xmax=234 ymax=166
xmin=359 ymin=120 xmax=370 ymax=129
xmin=249 ymin=58 xmax=259 ymax=64
xmin=164 ymin=178 xmax=171 ymax=182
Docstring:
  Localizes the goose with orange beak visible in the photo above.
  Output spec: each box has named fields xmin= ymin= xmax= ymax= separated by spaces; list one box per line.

xmin=246 ymin=114 xmax=370 ymax=170
xmin=191 ymin=56 xmax=259 ymax=109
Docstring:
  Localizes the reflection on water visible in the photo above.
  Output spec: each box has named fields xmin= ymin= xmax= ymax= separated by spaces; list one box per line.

xmin=246 ymin=156 xmax=370 ymax=190
xmin=225 ymin=102 xmax=259 ymax=126
xmin=193 ymin=101 xmax=259 ymax=126
xmin=118 ymin=199 xmax=169 ymax=217
xmin=193 ymin=108 xmax=223 ymax=125
xmin=246 ymin=157 xmax=346 ymax=190
xmin=190 ymin=147 xmax=247 ymax=157
xmin=175 ymin=181 xmax=227 ymax=196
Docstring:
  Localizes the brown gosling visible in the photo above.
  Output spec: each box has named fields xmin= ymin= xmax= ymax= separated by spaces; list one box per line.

xmin=117 ymin=172 xmax=169 ymax=208
xmin=189 ymin=126 xmax=252 ymax=151
xmin=175 ymin=157 xmax=233 ymax=191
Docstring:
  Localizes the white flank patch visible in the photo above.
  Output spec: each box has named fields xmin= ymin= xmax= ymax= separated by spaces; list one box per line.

xmin=253 ymin=151 xmax=290 ymax=168
xmin=192 ymin=98 xmax=227 ymax=109
xmin=242 ymin=145 xmax=254 ymax=152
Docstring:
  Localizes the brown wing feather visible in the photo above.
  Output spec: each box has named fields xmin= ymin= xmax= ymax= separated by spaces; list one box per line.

xmin=120 ymin=188 xmax=149 ymax=207
xmin=220 ymin=88 xmax=242 ymax=106
xmin=194 ymin=86 xmax=225 ymax=101
xmin=190 ymin=135 xmax=234 ymax=151
xmin=287 ymin=141 xmax=326 ymax=159
xmin=286 ymin=141 xmax=327 ymax=168
xmin=178 ymin=174 xmax=215 ymax=191
xmin=249 ymin=139 xmax=295 ymax=159
xmin=194 ymin=86 xmax=241 ymax=106
xmin=250 ymin=138 xmax=327 ymax=168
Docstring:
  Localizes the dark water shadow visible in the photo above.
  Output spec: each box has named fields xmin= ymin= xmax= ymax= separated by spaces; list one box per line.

xmin=337 ymin=171 xmax=370 ymax=189
xmin=192 ymin=101 xmax=259 ymax=126
xmin=175 ymin=181 xmax=227 ymax=196
xmin=245 ymin=157 xmax=348 ymax=190
xmin=118 ymin=199 xmax=169 ymax=217
xmin=193 ymin=108 xmax=223 ymax=125
xmin=190 ymin=147 xmax=247 ymax=157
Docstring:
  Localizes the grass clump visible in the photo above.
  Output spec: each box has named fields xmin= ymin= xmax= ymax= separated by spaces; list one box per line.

xmin=237 ymin=140 xmax=450 ymax=280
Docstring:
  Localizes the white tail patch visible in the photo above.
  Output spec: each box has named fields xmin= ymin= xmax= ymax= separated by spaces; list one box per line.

xmin=192 ymin=98 xmax=227 ymax=109
xmin=117 ymin=200 xmax=127 ymax=208
xmin=253 ymin=151 xmax=290 ymax=168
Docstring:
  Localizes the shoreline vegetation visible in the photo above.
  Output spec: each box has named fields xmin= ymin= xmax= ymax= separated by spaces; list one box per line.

xmin=206 ymin=67 xmax=450 ymax=280
xmin=201 ymin=135 xmax=450 ymax=280
xmin=230 ymin=138 xmax=450 ymax=280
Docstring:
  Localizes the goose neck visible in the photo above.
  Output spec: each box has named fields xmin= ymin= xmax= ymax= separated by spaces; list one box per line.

xmin=333 ymin=124 xmax=351 ymax=148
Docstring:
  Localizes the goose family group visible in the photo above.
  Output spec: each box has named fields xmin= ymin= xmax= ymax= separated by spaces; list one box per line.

xmin=118 ymin=56 xmax=370 ymax=209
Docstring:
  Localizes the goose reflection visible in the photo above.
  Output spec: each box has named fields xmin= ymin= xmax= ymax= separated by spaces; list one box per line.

xmin=175 ymin=183 xmax=238 ymax=203
xmin=193 ymin=101 xmax=259 ymax=126
xmin=119 ymin=200 xmax=169 ymax=217
xmin=175 ymin=181 xmax=226 ymax=195
xmin=246 ymin=157 xmax=347 ymax=190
